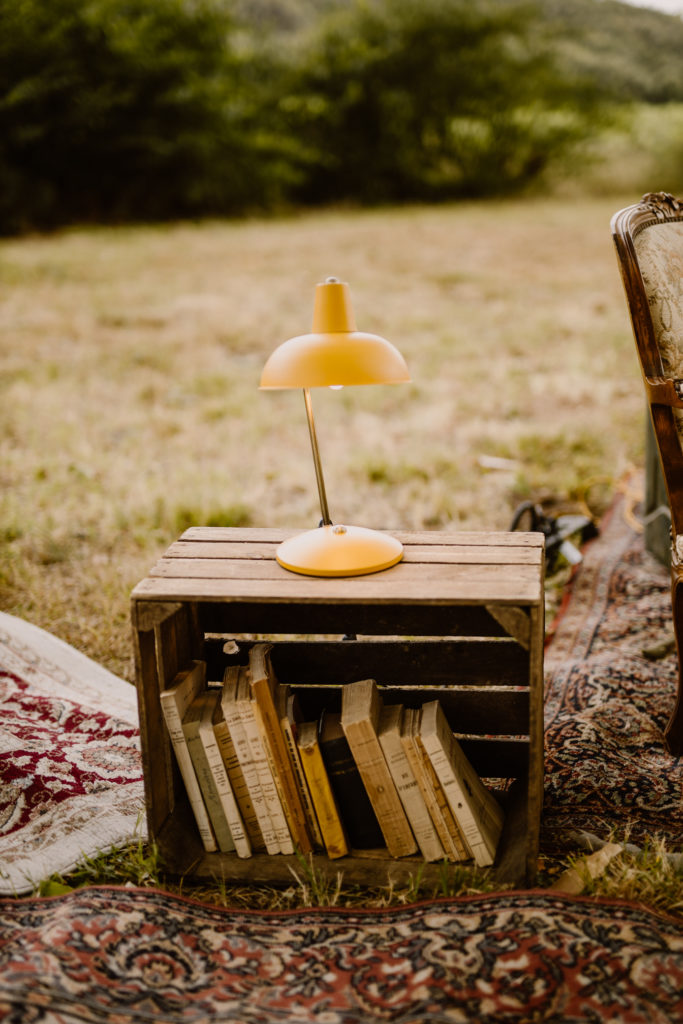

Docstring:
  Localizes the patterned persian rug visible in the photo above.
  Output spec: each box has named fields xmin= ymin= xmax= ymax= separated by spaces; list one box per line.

xmin=542 ymin=492 xmax=683 ymax=853
xmin=0 ymin=886 xmax=681 ymax=1023
xmin=0 ymin=612 xmax=146 ymax=896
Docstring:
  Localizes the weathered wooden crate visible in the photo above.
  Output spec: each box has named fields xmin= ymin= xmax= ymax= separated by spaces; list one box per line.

xmin=131 ymin=528 xmax=545 ymax=887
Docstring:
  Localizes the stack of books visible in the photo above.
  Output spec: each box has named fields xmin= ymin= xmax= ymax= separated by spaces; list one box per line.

xmin=160 ymin=644 xmax=504 ymax=865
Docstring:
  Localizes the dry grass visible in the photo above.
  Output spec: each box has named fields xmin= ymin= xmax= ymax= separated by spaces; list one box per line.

xmin=561 ymin=835 xmax=683 ymax=918
xmin=0 ymin=194 xmax=643 ymax=679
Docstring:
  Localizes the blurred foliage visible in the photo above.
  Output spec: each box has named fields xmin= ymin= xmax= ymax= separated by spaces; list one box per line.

xmin=541 ymin=0 xmax=683 ymax=105
xmin=1 ymin=0 xmax=682 ymax=233
xmin=276 ymin=0 xmax=608 ymax=204
xmin=0 ymin=0 xmax=293 ymax=233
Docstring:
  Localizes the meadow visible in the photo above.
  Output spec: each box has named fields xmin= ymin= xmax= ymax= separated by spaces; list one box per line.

xmin=0 ymin=193 xmax=646 ymax=682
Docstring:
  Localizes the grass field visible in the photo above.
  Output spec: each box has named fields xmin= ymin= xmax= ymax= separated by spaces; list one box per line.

xmin=1 ymin=193 xmax=646 ymax=681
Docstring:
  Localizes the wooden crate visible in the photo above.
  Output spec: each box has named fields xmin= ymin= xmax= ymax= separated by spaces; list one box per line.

xmin=131 ymin=527 xmax=545 ymax=887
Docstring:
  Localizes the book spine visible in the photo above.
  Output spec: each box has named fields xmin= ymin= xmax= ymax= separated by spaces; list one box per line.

xmin=319 ymin=725 xmax=384 ymax=850
xmin=422 ymin=733 xmax=491 ymax=865
xmin=426 ymin=706 xmax=503 ymax=867
xmin=281 ymin=713 xmax=324 ymax=850
xmin=183 ymin=718 xmax=236 ymax=854
xmin=298 ymin=733 xmax=348 ymax=859
xmin=415 ymin=732 xmax=470 ymax=862
xmin=223 ymin=695 xmax=279 ymax=855
xmin=238 ymin=698 xmax=293 ymax=854
xmin=436 ymin=707 xmax=505 ymax=844
xmin=342 ymin=720 xmax=417 ymax=858
xmin=214 ymin=718 xmax=265 ymax=852
xmin=401 ymin=711 xmax=462 ymax=862
xmin=199 ymin=702 xmax=251 ymax=858
xmin=250 ymin=674 xmax=313 ymax=855
xmin=160 ymin=691 xmax=217 ymax=852
xmin=379 ymin=724 xmax=445 ymax=863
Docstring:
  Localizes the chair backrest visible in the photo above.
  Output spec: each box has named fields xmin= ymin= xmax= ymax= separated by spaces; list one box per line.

xmin=612 ymin=192 xmax=683 ymax=540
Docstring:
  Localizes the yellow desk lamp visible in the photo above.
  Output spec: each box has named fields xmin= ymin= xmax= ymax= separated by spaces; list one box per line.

xmin=260 ymin=277 xmax=411 ymax=577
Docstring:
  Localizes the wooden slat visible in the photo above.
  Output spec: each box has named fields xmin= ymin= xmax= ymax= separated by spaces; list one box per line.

xmin=206 ymin=637 xmax=530 ymax=687
xmin=149 ymin=556 xmax=541 ymax=583
xmin=291 ymin=685 xmax=530 ymax=737
xmin=131 ymin=614 xmax=173 ymax=835
xmin=198 ymin=600 xmax=513 ymax=638
xmin=132 ymin=572 xmax=542 ymax=605
xmin=163 ymin=539 xmax=542 ymax=566
xmin=135 ymin=559 xmax=542 ymax=603
xmin=525 ymin=603 xmax=545 ymax=880
xmin=180 ymin=526 xmax=544 ymax=548
xmin=459 ymin=737 xmax=529 ymax=778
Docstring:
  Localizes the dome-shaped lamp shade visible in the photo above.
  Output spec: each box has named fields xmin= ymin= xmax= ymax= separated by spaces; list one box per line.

xmin=260 ymin=279 xmax=410 ymax=389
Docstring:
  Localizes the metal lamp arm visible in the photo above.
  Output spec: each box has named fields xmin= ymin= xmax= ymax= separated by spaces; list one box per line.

xmin=302 ymin=388 xmax=332 ymax=526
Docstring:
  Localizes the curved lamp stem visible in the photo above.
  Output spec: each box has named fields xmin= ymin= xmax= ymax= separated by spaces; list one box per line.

xmin=303 ymin=388 xmax=332 ymax=526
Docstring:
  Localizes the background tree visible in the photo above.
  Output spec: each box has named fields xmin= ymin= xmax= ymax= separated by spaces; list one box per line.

xmin=276 ymin=0 xmax=609 ymax=203
xmin=0 ymin=0 xmax=286 ymax=233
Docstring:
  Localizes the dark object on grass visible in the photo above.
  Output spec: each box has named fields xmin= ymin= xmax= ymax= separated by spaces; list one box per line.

xmin=509 ymin=502 xmax=598 ymax=573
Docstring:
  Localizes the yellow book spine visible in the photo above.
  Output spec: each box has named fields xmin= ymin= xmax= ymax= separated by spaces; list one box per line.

xmin=298 ymin=736 xmax=348 ymax=860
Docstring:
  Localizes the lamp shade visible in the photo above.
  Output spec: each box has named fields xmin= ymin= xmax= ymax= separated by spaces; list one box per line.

xmin=260 ymin=278 xmax=410 ymax=389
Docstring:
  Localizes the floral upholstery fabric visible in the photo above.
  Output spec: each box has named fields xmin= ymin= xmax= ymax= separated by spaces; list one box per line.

xmin=633 ymin=219 xmax=683 ymax=439
xmin=634 ymin=220 xmax=683 ymax=378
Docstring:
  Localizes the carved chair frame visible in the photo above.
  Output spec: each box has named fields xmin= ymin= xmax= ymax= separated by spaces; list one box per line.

xmin=612 ymin=191 xmax=683 ymax=754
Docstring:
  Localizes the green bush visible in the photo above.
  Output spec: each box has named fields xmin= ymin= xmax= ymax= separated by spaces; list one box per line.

xmin=277 ymin=0 xmax=608 ymax=204
xmin=0 ymin=0 xmax=288 ymax=233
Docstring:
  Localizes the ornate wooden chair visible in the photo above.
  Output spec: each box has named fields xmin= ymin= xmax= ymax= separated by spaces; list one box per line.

xmin=612 ymin=191 xmax=683 ymax=755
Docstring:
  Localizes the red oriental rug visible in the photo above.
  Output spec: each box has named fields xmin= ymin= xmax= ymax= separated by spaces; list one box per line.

xmin=0 ymin=612 xmax=145 ymax=896
xmin=542 ymin=492 xmax=683 ymax=853
xmin=0 ymin=885 xmax=681 ymax=1023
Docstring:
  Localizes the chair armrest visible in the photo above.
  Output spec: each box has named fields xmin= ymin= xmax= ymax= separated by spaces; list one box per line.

xmin=645 ymin=376 xmax=683 ymax=407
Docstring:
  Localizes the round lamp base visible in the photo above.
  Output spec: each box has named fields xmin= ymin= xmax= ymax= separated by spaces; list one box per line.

xmin=276 ymin=524 xmax=403 ymax=577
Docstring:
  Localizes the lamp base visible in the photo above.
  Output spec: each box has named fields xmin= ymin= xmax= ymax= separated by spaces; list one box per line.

xmin=276 ymin=524 xmax=403 ymax=577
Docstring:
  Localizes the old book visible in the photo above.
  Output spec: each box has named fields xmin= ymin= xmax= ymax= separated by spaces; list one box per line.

xmin=400 ymin=707 xmax=467 ymax=863
xmin=319 ymin=710 xmax=384 ymax=849
xmin=215 ymin=669 xmax=266 ymax=852
xmin=159 ymin=660 xmax=217 ymax=853
xmin=235 ymin=668 xmax=292 ymax=855
xmin=419 ymin=699 xmax=504 ymax=867
xmin=221 ymin=666 xmax=271 ymax=852
xmin=297 ymin=720 xmax=348 ymax=859
xmin=378 ymin=704 xmax=445 ymax=863
xmin=340 ymin=679 xmax=417 ymax=858
xmin=248 ymin=643 xmax=313 ymax=855
xmin=227 ymin=669 xmax=281 ymax=854
xmin=415 ymin=726 xmax=470 ymax=862
xmin=182 ymin=690 xmax=250 ymax=855
xmin=319 ymin=711 xmax=384 ymax=850
xmin=277 ymin=685 xmax=324 ymax=850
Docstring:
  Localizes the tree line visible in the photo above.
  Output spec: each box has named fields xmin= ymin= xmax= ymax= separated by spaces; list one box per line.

xmin=1 ymin=0 xmax=681 ymax=235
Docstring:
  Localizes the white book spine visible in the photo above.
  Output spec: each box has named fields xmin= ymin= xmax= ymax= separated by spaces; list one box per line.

xmin=423 ymin=737 xmax=492 ymax=865
xmin=222 ymin=696 xmax=279 ymax=854
xmin=401 ymin=709 xmax=464 ymax=862
xmin=198 ymin=700 xmax=251 ymax=859
xmin=160 ymin=687 xmax=217 ymax=852
xmin=214 ymin=718 xmax=263 ymax=851
xmin=238 ymin=699 xmax=293 ymax=854
xmin=379 ymin=723 xmax=444 ymax=862
xmin=420 ymin=707 xmax=502 ymax=868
